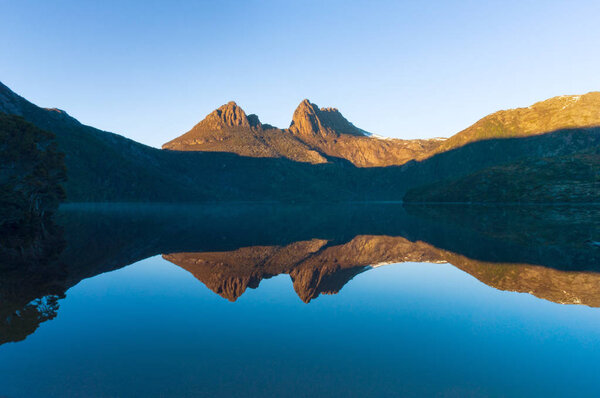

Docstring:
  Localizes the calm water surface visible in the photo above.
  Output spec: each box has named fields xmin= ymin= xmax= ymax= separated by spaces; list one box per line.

xmin=1 ymin=204 xmax=599 ymax=397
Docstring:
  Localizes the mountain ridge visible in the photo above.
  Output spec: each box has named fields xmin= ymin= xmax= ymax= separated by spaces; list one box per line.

xmin=2 ymin=79 xmax=599 ymax=203
xmin=429 ymin=91 xmax=600 ymax=157
xmin=163 ymin=92 xmax=600 ymax=169
xmin=163 ymin=98 xmax=444 ymax=167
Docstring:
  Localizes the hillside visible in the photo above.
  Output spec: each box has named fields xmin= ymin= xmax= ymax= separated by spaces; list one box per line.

xmin=429 ymin=92 xmax=600 ymax=157
xmin=404 ymin=146 xmax=600 ymax=203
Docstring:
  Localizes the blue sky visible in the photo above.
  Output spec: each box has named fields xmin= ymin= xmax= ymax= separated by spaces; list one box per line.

xmin=1 ymin=0 xmax=599 ymax=147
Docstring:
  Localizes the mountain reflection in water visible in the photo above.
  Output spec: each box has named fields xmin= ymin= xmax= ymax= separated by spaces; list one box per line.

xmin=0 ymin=203 xmax=598 ymax=346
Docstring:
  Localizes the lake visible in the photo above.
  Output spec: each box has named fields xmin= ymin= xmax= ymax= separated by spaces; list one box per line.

xmin=1 ymin=203 xmax=599 ymax=397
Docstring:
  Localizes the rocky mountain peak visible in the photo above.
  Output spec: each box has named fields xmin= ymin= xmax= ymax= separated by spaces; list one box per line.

xmin=289 ymin=99 xmax=369 ymax=137
xmin=201 ymin=101 xmax=252 ymax=129
xmin=289 ymin=99 xmax=321 ymax=136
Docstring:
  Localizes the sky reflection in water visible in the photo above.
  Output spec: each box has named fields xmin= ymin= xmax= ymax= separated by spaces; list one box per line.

xmin=1 ymin=254 xmax=600 ymax=398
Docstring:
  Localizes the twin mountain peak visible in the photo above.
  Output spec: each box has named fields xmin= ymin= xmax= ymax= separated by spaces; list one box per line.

xmin=169 ymin=99 xmax=365 ymax=136
xmin=162 ymin=98 xmax=441 ymax=166
xmin=163 ymin=92 xmax=600 ymax=167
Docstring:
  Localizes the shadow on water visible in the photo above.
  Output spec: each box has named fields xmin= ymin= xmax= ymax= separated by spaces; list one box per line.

xmin=0 ymin=202 xmax=599 ymax=344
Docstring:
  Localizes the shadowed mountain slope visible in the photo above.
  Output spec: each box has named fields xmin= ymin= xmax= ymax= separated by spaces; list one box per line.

xmin=404 ymin=146 xmax=600 ymax=203
xmin=396 ymin=92 xmax=600 ymax=201
xmin=396 ymin=127 xmax=600 ymax=201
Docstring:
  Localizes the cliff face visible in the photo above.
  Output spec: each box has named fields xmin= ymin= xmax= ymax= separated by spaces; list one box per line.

xmin=288 ymin=99 xmax=443 ymax=167
xmin=288 ymin=99 xmax=369 ymax=138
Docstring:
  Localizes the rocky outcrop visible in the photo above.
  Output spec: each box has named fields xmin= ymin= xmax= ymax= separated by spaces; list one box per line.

xmin=287 ymin=99 xmax=443 ymax=167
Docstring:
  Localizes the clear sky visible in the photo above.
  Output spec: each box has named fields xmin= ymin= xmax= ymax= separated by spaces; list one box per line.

xmin=1 ymin=0 xmax=599 ymax=148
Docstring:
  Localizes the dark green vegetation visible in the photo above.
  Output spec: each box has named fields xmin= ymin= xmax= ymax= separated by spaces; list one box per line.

xmin=0 ymin=114 xmax=66 ymax=344
xmin=0 ymin=113 xmax=66 ymax=219
xmin=404 ymin=147 xmax=600 ymax=203
xmin=0 ymin=113 xmax=66 ymax=264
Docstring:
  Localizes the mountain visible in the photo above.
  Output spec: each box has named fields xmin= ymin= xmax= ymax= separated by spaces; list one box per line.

xmin=164 ymin=94 xmax=600 ymax=201
xmin=2 ymin=80 xmax=599 ymax=203
xmin=163 ymin=101 xmax=327 ymax=163
xmin=0 ymin=81 xmax=206 ymax=201
xmin=0 ymin=81 xmax=408 ymax=202
xmin=164 ymin=99 xmax=443 ymax=167
xmin=163 ymin=93 xmax=600 ymax=171
xmin=401 ymin=93 xmax=600 ymax=203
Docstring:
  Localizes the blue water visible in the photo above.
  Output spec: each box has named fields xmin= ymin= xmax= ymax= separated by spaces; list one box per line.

xmin=1 ymin=255 xmax=599 ymax=398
